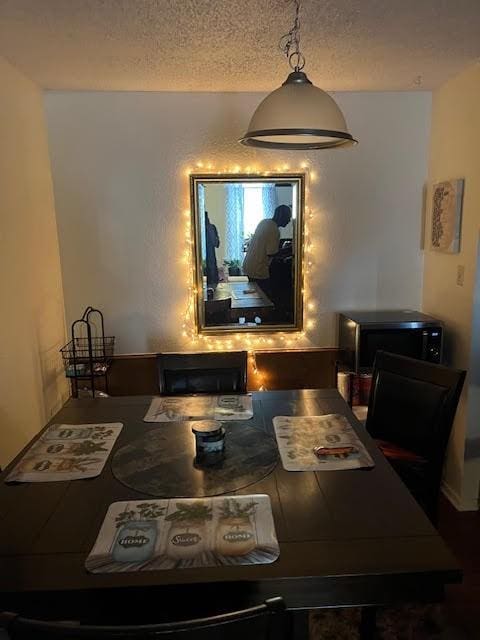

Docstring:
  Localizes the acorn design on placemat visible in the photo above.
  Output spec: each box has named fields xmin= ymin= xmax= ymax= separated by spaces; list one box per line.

xmin=17 ymin=456 xmax=103 ymax=473
xmin=112 ymin=503 xmax=165 ymax=563
xmin=45 ymin=440 xmax=109 ymax=455
xmin=215 ymin=498 xmax=257 ymax=556
xmin=45 ymin=426 xmax=94 ymax=440
xmin=56 ymin=457 xmax=103 ymax=472
xmin=165 ymin=502 xmax=213 ymax=560
xmin=17 ymin=457 xmax=54 ymax=473
xmin=91 ymin=427 xmax=115 ymax=440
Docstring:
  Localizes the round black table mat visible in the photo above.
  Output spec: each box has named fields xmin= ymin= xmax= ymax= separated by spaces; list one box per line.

xmin=111 ymin=422 xmax=278 ymax=498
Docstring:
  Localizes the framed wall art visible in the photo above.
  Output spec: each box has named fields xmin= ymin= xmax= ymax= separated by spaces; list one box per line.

xmin=431 ymin=179 xmax=464 ymax=254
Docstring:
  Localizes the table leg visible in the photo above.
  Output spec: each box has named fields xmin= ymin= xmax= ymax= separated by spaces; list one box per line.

xmin=292 ymin=609 xmax=310 ymax=640
xmin=360 ymin=607 xmax=377 ymax=640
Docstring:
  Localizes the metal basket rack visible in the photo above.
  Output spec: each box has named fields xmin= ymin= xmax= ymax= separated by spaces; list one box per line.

xmin=60 ymin=307 xmax=115 ymax=398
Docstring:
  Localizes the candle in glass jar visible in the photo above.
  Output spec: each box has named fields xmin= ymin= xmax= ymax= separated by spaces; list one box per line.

xmin=191 ymin=420 xmax=225 ymax=465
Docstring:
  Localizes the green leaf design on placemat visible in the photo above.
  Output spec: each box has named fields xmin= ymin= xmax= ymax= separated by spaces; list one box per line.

xmin=218 ymin=498 xmax=257 ymax=520
xmin=115 ymin=503 xmax=166 ymax=528
xmin=165 ymin=502 xmax=213 ymax=523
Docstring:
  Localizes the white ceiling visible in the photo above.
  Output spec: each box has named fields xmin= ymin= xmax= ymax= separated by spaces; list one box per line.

xmin=1 ymin=0 xmax=480 ymax=92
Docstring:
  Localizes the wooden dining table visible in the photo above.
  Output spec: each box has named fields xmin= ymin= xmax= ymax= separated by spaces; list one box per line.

xmin=0 ymin=389 xmax=460 ymax=636
xmin=208 ymin=281 xmax=274 ymax=321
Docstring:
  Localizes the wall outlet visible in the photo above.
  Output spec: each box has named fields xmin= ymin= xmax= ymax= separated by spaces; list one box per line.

xmin=457 ymin=265 xmax=465 ymax=287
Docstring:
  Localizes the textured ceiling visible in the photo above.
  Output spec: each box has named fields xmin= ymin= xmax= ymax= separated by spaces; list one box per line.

xmin=1 ymin=0 xmax=480 ymax=91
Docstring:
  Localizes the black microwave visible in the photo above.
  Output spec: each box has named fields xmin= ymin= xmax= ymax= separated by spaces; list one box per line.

xmin=339 ymin=310 xmax=443 ymax=372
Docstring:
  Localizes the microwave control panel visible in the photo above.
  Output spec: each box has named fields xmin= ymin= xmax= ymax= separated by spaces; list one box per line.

xmin=423 ymin=329 xmax=443 ymax=363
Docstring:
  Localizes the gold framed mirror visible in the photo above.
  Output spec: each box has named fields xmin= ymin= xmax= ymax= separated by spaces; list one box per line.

xmin=190 ymin=173 xmax=305 ymax=334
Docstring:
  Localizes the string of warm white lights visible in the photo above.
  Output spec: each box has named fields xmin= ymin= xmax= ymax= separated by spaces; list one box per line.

xmin=180 ymin=161 xmax=318 ymax=360
xmin=251 ymin=350 xmax=267 ymax=391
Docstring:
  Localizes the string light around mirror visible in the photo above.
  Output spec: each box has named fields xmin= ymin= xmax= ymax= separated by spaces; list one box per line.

xmin=179 ymin=161 xmax=319 ymax=390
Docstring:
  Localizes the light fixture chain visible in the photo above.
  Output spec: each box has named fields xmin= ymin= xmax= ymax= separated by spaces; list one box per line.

xmin=279 ymin=0 xmax=305 ymax=71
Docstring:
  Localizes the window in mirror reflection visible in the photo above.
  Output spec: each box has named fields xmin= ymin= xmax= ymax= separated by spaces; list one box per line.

xmin=197 ymin=180 xmax=300 ymax=329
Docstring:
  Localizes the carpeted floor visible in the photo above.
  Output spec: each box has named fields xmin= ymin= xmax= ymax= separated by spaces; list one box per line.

xmin=309 ymin=497 xmax=479 ymax=639
xmin=309 ymin=604 xmax=469 ymax=639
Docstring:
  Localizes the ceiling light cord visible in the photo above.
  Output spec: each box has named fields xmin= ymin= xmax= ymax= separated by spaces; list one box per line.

xmin=279 ymin=0 xmax=305 ymax=72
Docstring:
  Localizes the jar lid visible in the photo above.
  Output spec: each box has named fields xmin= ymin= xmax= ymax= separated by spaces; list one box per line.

xmin=191 ymin=420 xmax=223 ymax=436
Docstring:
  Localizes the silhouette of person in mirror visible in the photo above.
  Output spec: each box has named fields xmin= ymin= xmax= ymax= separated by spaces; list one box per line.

xmin=242 ymin=205 xmax=292 ymax=298
xmin=205 ymin=211 xmax=220 ymax=287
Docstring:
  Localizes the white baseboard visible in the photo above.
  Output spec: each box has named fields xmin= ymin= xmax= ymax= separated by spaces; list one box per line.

xmin=441 ymin=480 xmax=479 ymax=511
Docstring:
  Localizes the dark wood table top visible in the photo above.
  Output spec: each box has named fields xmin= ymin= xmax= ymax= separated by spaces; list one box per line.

xmin=0 ymin=390 xmax=460 ymax=617
xmin=210 ymin=281 xmax=274 ymax=311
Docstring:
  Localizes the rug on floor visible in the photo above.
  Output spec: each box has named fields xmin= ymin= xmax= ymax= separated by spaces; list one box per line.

xmin=309 ymin=604 xmax=468 ymax=640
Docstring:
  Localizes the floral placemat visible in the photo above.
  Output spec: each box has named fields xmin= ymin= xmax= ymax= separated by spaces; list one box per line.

xmin=6 ymin=423 xmax=123 ymax=483
xmin=273 ymin=414 xmax=374 ymax=471
xmin=85 ymin=494 xmax=279 ymax=572
xmin=143 ymin=394 xmax=253 ymax=422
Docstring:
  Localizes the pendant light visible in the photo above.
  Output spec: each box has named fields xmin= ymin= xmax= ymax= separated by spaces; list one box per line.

xmin=239 ymin=0 xmax=357 ymax=150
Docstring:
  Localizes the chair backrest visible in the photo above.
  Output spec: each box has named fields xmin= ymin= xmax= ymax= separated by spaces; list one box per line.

xmin=366 ymin=351 xmax=466 ymax=465
xmin=205 ymin=298 xmax=232 ymax=325
xmin=0 ymin=598 xmax=289 ymax=640
xmin=157 ymin=351 xmax=248 ymax=395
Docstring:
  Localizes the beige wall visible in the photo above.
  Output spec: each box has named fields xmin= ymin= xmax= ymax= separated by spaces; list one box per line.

xmin=423 ymin=62 xmax=480 ymax=510
xmin=0 ymin=57 xmax=68 ymax=468
xmin=44 ymin=91 xmax=430 ymax=353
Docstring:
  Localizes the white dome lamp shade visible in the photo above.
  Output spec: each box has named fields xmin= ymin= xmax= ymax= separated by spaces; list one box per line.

xmin=239 ymin=0 xmax=357 ymax=150
xmin=240 ymin=71 xmax=357 ymax=150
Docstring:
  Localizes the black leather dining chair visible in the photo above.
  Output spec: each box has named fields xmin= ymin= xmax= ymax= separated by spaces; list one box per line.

xmin=365 ymin=350 xmax=466 ymax=523
xmin=0 ymin=598 xmax=289 ymax=640
xmin=157 ymin=351 xmax=248 ymax=395
xmin=204 ymin=298 xmax=232 ymax=325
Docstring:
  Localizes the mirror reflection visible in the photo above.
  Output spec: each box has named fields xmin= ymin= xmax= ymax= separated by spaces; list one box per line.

xmin=192 ymin=175 xmax=304 ymax=332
